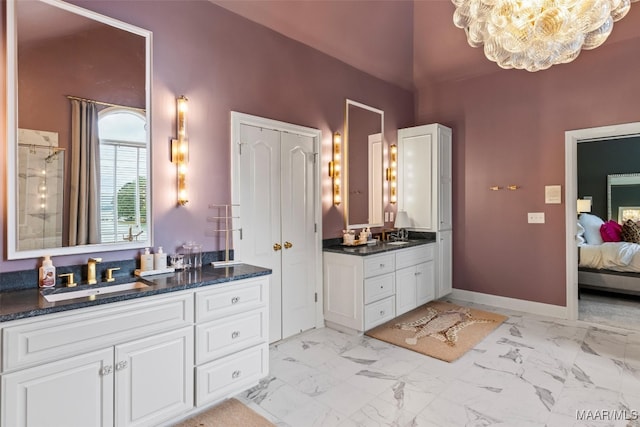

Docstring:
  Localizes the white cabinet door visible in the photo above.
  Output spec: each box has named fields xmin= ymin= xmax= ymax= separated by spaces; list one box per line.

xmin=323 ymin=252 xmax=363 ymax=331
xmin=395 ymin=266 xmax=417 ymax=316
xmin=438 ymin=230 xmax=453 ymax=297
xmin=115 ymin=326 xmax=193 ymax=427
xmin=438 ymin=127 xmax=453 ymax=231
xmin=416 ymin=261 xmax=436 ymax=305
xmin=1 ymin=348 xmax=114 ymax=427
xmin=398 ymin=128 xmax=433 ymax=230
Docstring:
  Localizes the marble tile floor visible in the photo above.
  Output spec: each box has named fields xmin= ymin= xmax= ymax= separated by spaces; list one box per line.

xmin=235 ymin=299 xmax=640 ymax=427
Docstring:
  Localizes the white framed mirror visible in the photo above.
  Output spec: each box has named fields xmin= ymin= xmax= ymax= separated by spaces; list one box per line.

xmin=607 ymin=173 xmax=640 ymax=223
xmin=344 ymin=99 xmax=384 ymax=229
xmin=6 ymin=0 xmax=153 ymax=259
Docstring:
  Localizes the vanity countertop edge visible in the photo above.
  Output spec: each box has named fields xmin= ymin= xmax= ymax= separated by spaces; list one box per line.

xmin=0 ymin=263 xmax=271 ymax=322
xmin=322 ymin=238 xmax=435 ymax=256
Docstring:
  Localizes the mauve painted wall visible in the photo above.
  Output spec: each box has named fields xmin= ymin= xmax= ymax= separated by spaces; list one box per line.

xmin=416 ymin=36 xmax=640 ymax=306
xmin=0 ymin=0 xmax=413 ymax=272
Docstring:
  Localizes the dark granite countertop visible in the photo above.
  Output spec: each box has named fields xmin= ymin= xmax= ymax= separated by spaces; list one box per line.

xmin=323 ymin=238 xmax=436 ymax=256
xmin=0 ymin=263 xmax=271 ymax=322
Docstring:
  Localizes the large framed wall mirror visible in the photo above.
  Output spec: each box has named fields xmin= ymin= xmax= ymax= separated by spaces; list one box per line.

xmin=607 ymin=173 xmax=640 ymax=223
xmin=344 ymin=99 xmax=384 ymax=229
xmin=6 ymin=0 xmax=152 ymax=259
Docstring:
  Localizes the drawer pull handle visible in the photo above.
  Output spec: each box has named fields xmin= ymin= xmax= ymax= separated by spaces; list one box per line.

xmin=380 ymin=285 xmax=384 ymax=289
xmin=415 ymin=272 xmax=422 ymax=276
xmin=232 ymin=370 xmax=242 ymax=379
xmin=231 ymin=296 xmax=240 ymax=304
xmin=232 ymin=331 xmax=240 ymax=339
xmin=100 ymin=365 xmax=113 ymax=376
xmin=115 ymin=361 xmax=128 ymax=371
xmin=379 ymin=264 xmax=385 ymax=268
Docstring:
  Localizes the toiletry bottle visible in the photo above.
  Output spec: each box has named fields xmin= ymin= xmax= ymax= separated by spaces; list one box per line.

xmin=154 ymin=246 xmax=167 ymax=270
xmin=140 ymin=248 xmax=154 ymax=271
xmin=39 ymin=255 xmax=56 ymax=288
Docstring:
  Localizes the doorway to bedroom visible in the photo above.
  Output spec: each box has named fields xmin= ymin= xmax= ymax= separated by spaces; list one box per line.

xmin=566 ymin=122 xmax=640 ymax=331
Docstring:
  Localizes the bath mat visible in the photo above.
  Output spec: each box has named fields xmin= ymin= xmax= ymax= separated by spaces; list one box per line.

xmin=366 ymin=300 xmax=507 ymax=362
xmin=172 ymin=398 xmax=275 ymax=427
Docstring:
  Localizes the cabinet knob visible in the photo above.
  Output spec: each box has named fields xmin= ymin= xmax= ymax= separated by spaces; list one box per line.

xmin=231 ymin=296 xmax=240 ymax=304
xmin=415 ymin=272 xmax=422 ymax=276
xmin=115 ymin=361 xmax=128 ymax=371
xmin=284 ymin=241 xmax=293 ymax=249
xmin=380 ymin=310 xmax=385 ymax=316
xmin=379 ymin=264 xmax=385 ymax=268
xmin=273 ymin=243 xmax=282 ymax=251
xmin=232 ymin=370 xmax=242 ymax=379
xmin=100 ymin=365 xmax=113 ymax=376
xmin=231 ymin=331 xmax=240 ymax=339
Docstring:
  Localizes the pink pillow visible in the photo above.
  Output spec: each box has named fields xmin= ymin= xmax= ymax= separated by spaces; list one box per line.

xmin=600 ymin=220 xmax=622 ymax=242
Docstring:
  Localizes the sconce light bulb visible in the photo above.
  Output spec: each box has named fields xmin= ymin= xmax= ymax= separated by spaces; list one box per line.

xmin=178 ymin=164 xmax=187 ymax=175
xmin=177 ymin=96 xmax=188 ymax=113
xmin=41 ymin=170 xmax=46 ymax=175
xmin=40 ymin=203 xmax=46 ymax=209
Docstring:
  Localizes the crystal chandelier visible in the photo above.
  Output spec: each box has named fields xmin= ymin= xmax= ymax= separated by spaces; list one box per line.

xmin=452 ymin=0 xmax=636 ymax=71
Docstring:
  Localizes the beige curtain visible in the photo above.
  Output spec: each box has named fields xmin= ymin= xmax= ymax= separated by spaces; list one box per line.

xmin=69 ymin=99 xmax=100 ymax=245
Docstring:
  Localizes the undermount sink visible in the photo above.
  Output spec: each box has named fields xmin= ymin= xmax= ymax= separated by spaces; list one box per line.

xmin=386 ymin=241 xmax=410 ymax=246
xmin=42 ymin=282 xmax=150 ymax=303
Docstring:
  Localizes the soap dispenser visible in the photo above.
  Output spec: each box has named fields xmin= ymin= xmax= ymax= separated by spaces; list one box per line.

xmin=154 ymin=246 xmax=167 ymax=270
xmin=140 ymin=248 xmax=154 ymax=271
xmin=39 ymin=255 xmax=56 ymax=288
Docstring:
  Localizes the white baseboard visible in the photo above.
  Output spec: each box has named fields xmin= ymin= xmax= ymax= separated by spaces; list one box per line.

xmin=450 ymin=289 xmax=568 ymax=319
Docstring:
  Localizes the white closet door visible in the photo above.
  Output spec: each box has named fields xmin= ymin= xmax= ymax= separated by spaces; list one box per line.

xmin=238 ymin=124 xmax=283 ymax=342
xmin=280 ymin=132 xmax=316 ymax=339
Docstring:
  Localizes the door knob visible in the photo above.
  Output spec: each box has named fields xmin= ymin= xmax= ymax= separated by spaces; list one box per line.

xmin=273 ymin=243 xmax=282 ymax=251
xmin=284 ymin=241 xmax=293 ymax=249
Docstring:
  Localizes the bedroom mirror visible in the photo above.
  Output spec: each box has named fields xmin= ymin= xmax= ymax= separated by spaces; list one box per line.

xmin=607 ymin=173 xmax=640 ymax=223
xmin=344 ymin=99 xmax=384 ymax=229
xmin=6 ymin=0 xmax=153 ymax=259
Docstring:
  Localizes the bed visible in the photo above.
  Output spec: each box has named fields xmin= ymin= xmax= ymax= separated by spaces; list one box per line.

xmin=579 ymin=242 xmax=640 ymax=296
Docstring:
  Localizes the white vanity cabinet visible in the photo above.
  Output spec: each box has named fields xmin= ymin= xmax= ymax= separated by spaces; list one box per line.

xmin=194 ymin=277 xmax=269 ymax=407
xmin=0 ymin=275 xmax=270 ymax=427
xmin=398 ymin=123 xmax=453 ymax=298
xmin=1 ymin=292 xmax=194 ymax=427
xmin=323 ymin=244 xmax=435 ymax=333
xmin=395 ymin=244 xmax=436 ymax=316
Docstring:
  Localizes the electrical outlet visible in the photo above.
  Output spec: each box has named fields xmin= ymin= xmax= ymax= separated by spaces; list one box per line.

xmin=528 ymin=212 xmax=545 ymax=224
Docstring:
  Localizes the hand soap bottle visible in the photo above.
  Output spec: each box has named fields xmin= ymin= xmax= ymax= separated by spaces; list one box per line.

xmin=154 ymin=246 xmax=167 ymax=270
xmin=140 ymin=248 xmax=154 ymax=271
xmin=39 ymin=255 xmax=56 ymax=288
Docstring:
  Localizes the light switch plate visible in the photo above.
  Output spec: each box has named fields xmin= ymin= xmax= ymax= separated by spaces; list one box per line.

xmin=385 ymin=211 xmax=389 ymax=222
xmin=528 ymin=212 xmax=545 ymax=223
xmin=390 ymin=211 xmax=394 ymax=222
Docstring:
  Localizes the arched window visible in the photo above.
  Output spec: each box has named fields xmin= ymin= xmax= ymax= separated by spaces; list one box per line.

xmin=98 ymin=107 xmax=147 ymax=243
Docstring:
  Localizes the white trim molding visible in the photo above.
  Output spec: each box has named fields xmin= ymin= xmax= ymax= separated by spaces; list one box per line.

xmin=450 ymin=289 xmax=568 ymax=319
xmin=564 ymin=122 xmax=640 ymax=321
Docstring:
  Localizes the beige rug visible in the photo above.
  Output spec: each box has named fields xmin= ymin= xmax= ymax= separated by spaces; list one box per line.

xmin=366 ymin=301 xmax=507 ymax=362
xmin=173 ymin=398 xmax=275 ymax=427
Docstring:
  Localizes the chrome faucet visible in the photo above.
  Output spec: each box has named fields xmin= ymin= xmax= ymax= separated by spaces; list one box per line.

xmin=87 ymin=258 xmax=102 ymax=284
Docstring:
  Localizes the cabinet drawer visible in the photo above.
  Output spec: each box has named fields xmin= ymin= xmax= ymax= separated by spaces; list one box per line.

xmin=196 ymin=308 xmax=267 ymax=364
xmin=363 ymin=273 xmax=394 ymax=305
xmin=2 ymin=292 xmax=192 ymax=372
xmin=364 ymin=296 xmax=395 ymax=331
xmin=195 ymin=343 xmax=268 ymax=407
xmin=363 ymin=254 xmax=395 ymax=278
xmin=195 ymin=277 xmax=268 ymax=323
xmin=395 ymin=245 xmax=434 ymax=270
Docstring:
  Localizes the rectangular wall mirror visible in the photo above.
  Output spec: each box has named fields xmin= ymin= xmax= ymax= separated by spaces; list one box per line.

xmin=6 ymin=0 xmax=153 ymax=259
xmin=344 ymin=99 xmax=384 ymax=229
xmin=607 ymin=173 xmax=640 ymax=223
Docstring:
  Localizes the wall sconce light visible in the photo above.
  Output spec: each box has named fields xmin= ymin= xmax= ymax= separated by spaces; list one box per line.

xmin=171 ymin=95 xmax=189 ymax=206
xmin=328 ymin=132 xmax=342 ymax=205
xmin=386 ymin=144 xmax=397 ymax=204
